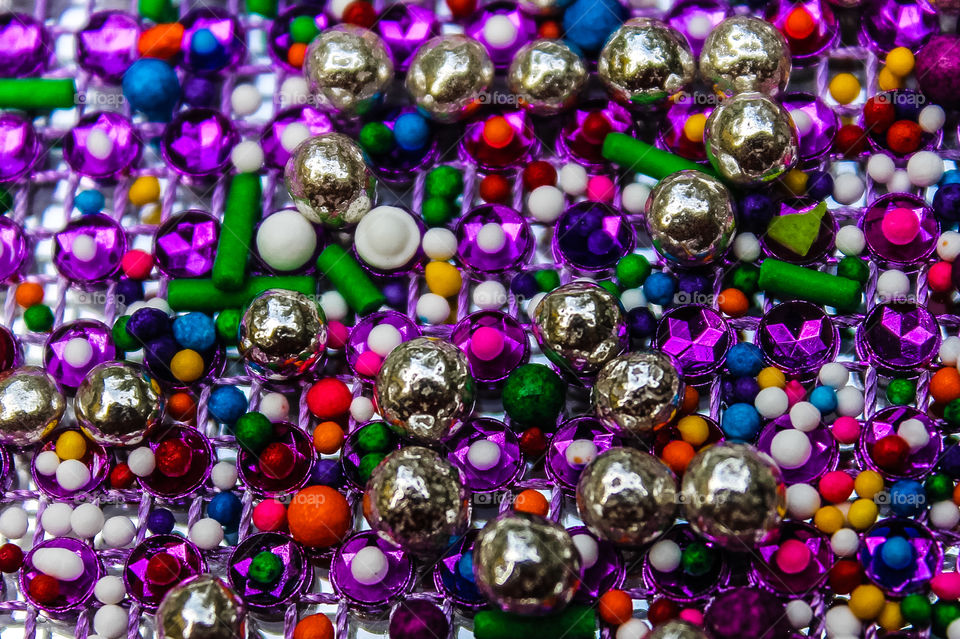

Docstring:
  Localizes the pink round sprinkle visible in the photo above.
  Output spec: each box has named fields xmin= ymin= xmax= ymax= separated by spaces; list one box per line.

xmin=586 ymin=175 xmax=615 ymax=203
xmin=881 ymin=207 xmax=921 ymax=246
xmin=121 ymin=249 xmax=154 ymax=280
xmin=470 ymin=326 xmax=505 ymax=361
xmin=831 ymin=416 xmax=860 ymax=444
xmin=252 ymin=498 xmax=287 ymax=532
xmin=679 ymin=609 xmax=704 ymax=625
xmin=355 ymin=350 xmax=383 ymax=376
xmin=775 ymin=539 xmax=812 ymax=574
xmin=931 ymin=571 xmax=960 ymax=600
xmin=928 ymin=261 xmax=953 ymax=293
xmin=327 ymin=321 xmax=350 ymax=349
xmin=784 ymin=380 xmax=807 ymax=407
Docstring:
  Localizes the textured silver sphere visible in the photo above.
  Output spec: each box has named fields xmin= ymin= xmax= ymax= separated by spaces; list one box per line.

xmin=157 ymin=575 xmax=246 ymax=639
xmin=699 ymin=17 xmax=791 ymax=96
xmin=365 ymin=446 xmax=469 ymax=554
xmin=405 ymin=34 xmax=494 ymax=123
xmin=645 ymin=170 xmax=736 ymax=266
xmin=648 ymin=621 xmax=710 ymax=639
xmin=704 ymin=92 xmax=798 ymax=185
xmin=303 ymin=25 xmax=394 ymax=116
xmin=532 ymin=282 xmax=627 ymax=378
xmin=593 ymin=351 xmax=684 ymax=438
xmin=0 ymin=367 xmax=65 ymax=446
xmin=681 ymin=443 xmax=785 ymax=549
xmin=238 ymin=289 xmax=327 ymax=382
xmin=75 ymin=362 xmax=161 ymax=447
xmin=473 ymin=513 xmax=581 ymax=615
xmin=374 ymin=337 xmax=475 ymax=442
xmin=576 ymin=447 xmax=677 ymax=546
xmin=285 ymin=133 xmax=376 ymax=227
xmin=507 ymin=39 xmax=587 ymax=116
xmin=598 ymin=18 xmax=695 ymax=107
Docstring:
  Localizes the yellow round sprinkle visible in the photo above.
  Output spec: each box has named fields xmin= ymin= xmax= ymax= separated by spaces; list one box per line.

xmin=424 ymin=261 xmax=463 ymax=298
xmin=885 ymin=46 xmax=915 ymax=77
xmin=877 ymin=67 xmax=903 ymax=92
xmin=877 ymin=601 xmax=904 ymax=632
xmin=813 ymin=505 xmax=844 ymax=534
xmin=848 ymin=497 xmax=879 ymax=530
xmin=782 ymin=169 xmax=809 ymax=196
xmin=141 ymin=204 xmax=162 ymax=225
xmin=829 ymin=73 xmax=861 ymax=105
xmin=854 ymin=470 xmax=885 ymax=499
xmin=170 ymin=349 xmax=205 ymax=383
xmin=55 ymin=430 xmax=87 ymax=461
xmin=757 ymin=367 xmax=786 ymax=389
xmin=128 ymin=176 xmax=161 ymax=207
xmin=677 ymin=415 xmax=710 ymax=446
xmin=683 ymin=113 xmax=707 ymax=143
xmin=849 ymin=584 xmax=886 ymax=620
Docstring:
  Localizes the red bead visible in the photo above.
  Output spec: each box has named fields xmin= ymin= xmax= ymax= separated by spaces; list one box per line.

xmin=0 ymin=543 xmax=23 ymax=573
xmin=834 ymin=124 xmax=867 ymax=157
xmin=342 ymin=1 xmax=377 ymax=28
xmin=28 ymin=574 xmax=60 ymax=604
xmin=886 ymin=120 xmax=922 ymax=155
xmin=110 ymin=462 xmax=136 ymax=489
xmin=647 ymin=598 xmax=679 ymax=625
xmin=156 ymin=439 xmax=193 ymax=478
xmin=538 ymin=21 xmax=562 ymax=39
xmin=260 ymin=442 xmax=295 ymax=480
xmin=306 ymin=378 xmax=352 ymax=419
xmin=146 ymin=552 xmax=182 ymax=586
xmin=519 ymin=426 xmax=548 ymax=458
xmin=872 ymin=434 xmax=910 ymax=473
xmin=818 ymin=470 xmax=855 ymax=503
xmin=522 ymin=161 xmax=557 ymax=191
xmin=929 ymin=261 xmax=954 ymax=293
xmin=479 ymin=174 xmax=511 ymax=203
xmin=446 ymin=0 xmax=476 ymax=19
xmin=581 ymin=112 xmax=611 ymax=145
xmin=863 ymin=96 xmax=896 ymax=135
xmin=784 ymin=6 xmax=816 ymax=40
xmin=828 ymin=559 xmax=863 ymax=594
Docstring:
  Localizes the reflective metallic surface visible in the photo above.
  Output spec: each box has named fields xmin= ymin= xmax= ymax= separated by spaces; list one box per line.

xmin=75 ymin=361 xmax=160 ymax=447
xmin=0 ymin=366 xmax=65 ymax=446
xmin=645 ymin=170 xmax=736 ymax=266
xmin=593 ymin=351 xmax=684 ymax=438
xmin=681 ymin=443 xmax=786 ymax=549
xmin=374 ymin=337 xmax=475 ymax=442
xmin=303 ymin=25 xmax=394 ymax=116
xmin=576 ymin=447 xmax=677 ymax=546
xmin=598 ymin=18 xmax=695 ymax=107
xmin=517 ymin=0 xmax=564 ymax=15
xmin=405 ymin=34 xmax=494 ymax=122
xmin=704 ymin=92 xmax=798 ymax=185
xmin=285 ymin=133 xmax=376 ymax=227
xmin=365 ymin=446 xmax=469 ymax=554
xmin=647 ymin=621 xmax=711 ymax=639
xmin=157 ymin=574 xmax=247 ymax=639
xmin=699 ymin=16 xmax=791 ymax=96
xmin=532 ymin=282 xmax=627 ymax=378
xmin=473 ymin=512 xmax=581 ymax=615
xmin=508 ymin=39 xmax=587 ymax=115
xmin=238 ymin=289 xmax=327 ymax=382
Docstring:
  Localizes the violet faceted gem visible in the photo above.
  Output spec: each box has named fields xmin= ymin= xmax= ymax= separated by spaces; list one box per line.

xmin=76 ymin=11 xmax=140 ymax=83
xmin=0 ymin=13 xmax=49 ymax=78
xmin=0 ymin=113 xmax=39 ymax=182
xmin=857 ymin=302 xmax=940 ymax=371
xmin=377 ymin=4 xmax=440 ymax=72
xmin=782 ymin=92 xmax=838 ymax=161
xmin=862 ymin=194 xmax=938 ymax=265
xmin=446 ymin=418 xmax=523 ymax=492
xmin=269 ymin=6 xmax=329 ymax=72
xmin=666 ymin=0 xmax=730 ymax=56
xmin=53 ymin=213 xmax=127 ymax=283
xmin=757 ymin=301 xmax=838 ymax=374
xmin=228 ymin=532 xmax=311 ymax=613
xmin=751 ymin=522 xmax=832 ymax=595
xmin=553 ymin=201 xmax=634 ymax=272
xmin=859 ymin=518 xmax=941 ymax=595
xmin=389 ymin=599 xmax=449 ymax=639
xmin=43 ymin=319 xmax=116 ymax=389
xmin=859 ymin=406 xmax=941 ymax=480
xmin=153 ymin=210 xmax=220 ymax=278
xmin=706 ymin=587 xmax=792 ymax=639
xmin=261 ymin=106 xmax=334 ymax=169
xmin=64 ymin=111 xmax=143 ymax=179
xmin=457 ymin=204 xmax=534 ymax=274
xmin=0 ymin=216 xmax=27 ymax=280
xmin=124 ymin=535 xmax=207 ymax=610
xmin=465 ymin=4 xmax=535 ymax=68
xmin=655 ymin=304 xmax=732 ymax=379
xmin=332 ymin=532 xmax=413 ymax=608
xmin=860 ymin=0 xmax=937 ymax=53
xmin=180 ymin=7 xmax=246 ymax=74
xmin=162 ymin=108 xmax=239 ymax=177
xmin=21 ymin=538 xmax=103 ymax=614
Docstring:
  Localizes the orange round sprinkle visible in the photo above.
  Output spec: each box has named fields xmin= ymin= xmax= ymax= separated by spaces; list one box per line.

xmin=313 ymin=421 xmax=345 ymax=455
xmin=482 ymin=116 xmax=515 ymax=149
xmin=513 ymin=489 xmax=549 ymax=517
xmin=167 ymin=392 xmax=196 ymax=422
xmin=14 ymin=282 xmax=43 ymax=308
xmin=953 ymin=482 xmax=960 ymax=506
xmin=288 ymin=486 xmax=351 ymax=548
xmin=662 ymin=440 xmax=696 ymax=474
xmin=137 ymin=23 xmax=185 ymax=60
xmin=718 ymin=287 xmax=749 ymax=317
xmin=681 ymin=385 xmax=699 ymax=415
xmin=784 ymin=6 xmax=816 ymax=41
xmin=288 ymin=43 xmax=308 ymax=68
xmin=293 ymin=613 xmax=335 ymax=639
xmin=931 ymin=367 xmax=960 ymax=404
xmin=538 ymin=21 xmax=562 ymax=39
xmin=599 ymin=590 xmax=634 ymax=625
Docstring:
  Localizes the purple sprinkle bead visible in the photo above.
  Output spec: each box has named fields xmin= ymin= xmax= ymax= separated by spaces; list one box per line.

xmin=389 ymin=599 xmax=449 ymax=639
xmin=0 ymin=13 xmax=50 ymax=78
xmin=162 ymin=108 xmax=239 ymax=178
xmin=76 ymin=11 xmax=140 ymax=83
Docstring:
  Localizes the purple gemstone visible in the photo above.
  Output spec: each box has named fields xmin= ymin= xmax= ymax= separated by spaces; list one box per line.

xmin=53 ymin=213 xmax=127 ymax=283
xmin=461 ymin=110 xmax=537 ymax=171
xmin=377 ymin=4 xmax=440 ymax=72
xmin=450 ymin=311 xmax=529 ymax=383
xmin=162 ymin=108 xmax=239 ymax=178
xmin=0 ymin=325 xmax=23 ymax=373
xmin=347 ymin=311 xmax=422 ymax=380
xmin=705 ymin=587 xmax=792 ymax=639
xmin=643 ymin=524 xmax=728 ymax=602
xmin=389 ymin=599 xmax=449 ymax=639
xmin=658 ymin=98 xmax=713 ymax=161
xmin=341 ymin=422 xmax=403 ymax=490
xmin=558 ymin=100 xmax=632 ymax=168
xmin=916 ymin=35 xmax=960 ymax=110
xmin=761 ymin=199 xmax=837 ymax=264
xmin=0 ymin=113 xmax=39 ymax=182
xmin=138 ymin=426 xmax=214 ymax=499
xmin=553 ymin=201 xmax=634 ymax=272
xmin=756 ymin=416 xmax=838 ymax=485
xmin=859 ymin=518 xmax=941 ymax=595
xmin=465 ymin=3 xmax=536 ymax=68
xmin=782 ymin=93 xmax=838 ymax=161
xmin=858 ymin=406 xmax=942 ymax=480
xmin=76 ymin=11 xmax=140 ymax=83
xmin=766 ymin=0 xmax=838 ymax=61
xmin=20 ymin=538 xmax=103 ymax=614
xmin=32 ymin=428 xmax=108 ymax=499
xmin=861 ymin=193 xmax=938 ymax=266
xmin=269 ymin=6 xmax=329 ymax=72
xmin=457 ymin=204 xmax=534 ymax=274
xmin=180 ymin=7 xmax=246 ymax=74
xmin=331 ymin=531 xmax=414 ymax=608
xmin=372 ymin=108 xmax=438 ymax=184
xmin=446 ymin=418 xmax=523 ymax=492
xmin=567 ymin=525 xmax=625 ymax=601
xmin=64 ymin=111 xmax=143 ymax=179
xmin=859 ymin=0 xmax=937 ymax=53
xmin=655 ymin=304 xmax=732 ymax=380
xmin=123 ymin=535 xmax=207 ymax=610
xmin=43 ymin=319 xmax=116 ymax=389
xmin=666 ymin=0 xmax=730 ymax=56
xmin=237 ymin=422 xmax=315 ymax=497
xmin=0 ymin=13 xmax=49 ymax=78
xmin=751 ymin=522 xmax=831 ymax=595
xmin=757 ymin=301 xmax=838 ymax=374
xmin=0 ymin=216 xmax=27 ymax=281
xmin=856 ymin=302 xmax=940 ymax=371
xmin=433 ymin=530 xmax=485 ymax=608
xmin=260 ymin=106 xmax=334 ymax=169
xmin=153 ymin=210 xmax=220 ymax=278
xmin=228 ymin=532 xmax=312 ymax=614
xmin=546 ymin=416 xmax=623 ymax=492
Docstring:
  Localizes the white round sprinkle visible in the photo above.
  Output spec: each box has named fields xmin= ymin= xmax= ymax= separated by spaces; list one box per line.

xmin=211 ymin=460 xmax=239 ymax=491
xmin=789 ymin=401 xmax=821 ymax=432
xmin=319 ymin=291 xmax=348 ymax=323
xmin=40 ymin=502 xmax=73 ymax=536
xmin=526 ymin=292 xmax=545 ymax=318
xmin=790 ymin=109 xmax=813 ymax=137
xmin=948 ymin=617 xmax=960 ymax=639
xmin=833 ymin=173 xmax=865 ymax=205
xmin=686 ymin=14 xmax=712 ymax=38
xmin=466 ymin=439 xmax=501 ymax=471
xmin=63 ymin=337 xmax=93 ymax=368
xmin=887 ymin=168 xmax=912 ymax=194
xmin=906 ymin=150 xmax=944 ymax=187
xmin=367 ymin=324 xmax=403 ymax=357
xmin=897 ymin=418 xmax=930 ymax=452
xmin=190 ymin=518 xmax=224 ymax=550
xmin=835 ymin=386 xmax=865 ymax=418
xmin=648 ymin=539 xmax=682 ymax=573
xmin=819 ymin=362 xmax=849 ymax=389
xmin=355 ymin=206 xmax=421 ymax=271
xmin=231 ymin=83 xmax=262 ymax=116
xmin=259 ymin=392 xmax=290 ymax=422
xmin=835 ymin=225 xmax=866 ymax=256
xmin=33 ymin=546 xmax=85 ymax=580
xmin=351 ymin=546 xmax=390 ymax=585
xmin=620 ymin=287 xmax=644 ymax=311
xmin=572 ymin=533 xmax=599 ymax=569
xmin=70 ymin=503 xmax=105 ymax=538
xmin=919 ymin=104 xmax=946 ymax=134
xmin=938 ymin=231 xmax=960 ymax=262
xmin=830 ymin=528 xmax=860 ymax=557
xmin=825 ymin=605 xmax=862 ymax=638
xmin=755 ymin=386 xmax=789 ymax=419
xmin=94 ymin=575 xmax=126 ymax=605
xmin=786 ymin=600 xmax=814 ymax=629
xmin=616 ymin=618 xmax=649 ymax=639
xmin=416 ymin=293 xmax=450 ymax=324
xmin=280 ymin=76 xmax=309 ymax=107
xmin=877 ymin=269 xmax=910 ymax=301
xmin=565 ymin=439 xmax=597 ymax=468
xmin=35 ymin=450 xmax=60 ymax=476
xmin=127 ymin=447 xmax=156 ymax=478
xmin=785 ymin=483 xmax=820 ymax=520
xmin=86 ymin=128 xmax=114 ymax=160
xmin=557 ymin=163 xmax=588 ymax=196
xmin=231 ymin=140 xmax=265 ymax=173
xmin=281 ymin=123 xmax=311 ymax=153
xmin=327 ymin=0 xmax=352 ymax=20
xmin=732 ymin=232 xmax=761 ymax=262
xmin=931 ymin=500 xmax=960 ymax=530
xmin=350 ymin=396 xmax=376 ymax=422
xmin=56 ymin=458 xmax=91 ymax=490
xmin=771 ymin=429 xmax=812 ymax=469
xmin=476 ymin=223 xmax=506 ymax=253
xmin=483 ymin=15 xmax=518 ymax=48
xmin=473 ymin=280 xmax=507 ymax=310
xmin=942 ymin=336 xmax=960 ymax=367
xmin=93 ymin=604 xmax=127 ymax=639
xmin=71 ymin=234 xmax=98 ymax=262
xmin=867 ymin=153 xmax=896 ymax=184
xmin=422 ymin=227 xmax=458 ymax=261
xmin=527 ymin=185 xmax=566 ymax=223
xmin=256 ymin=209 xmax=317 ymax=272
xmin=101 ymin=516 xmax=136 ymax=548
xmin=145 ymin=297 xmax=173 ymax=316
xmin=620 ymin=182 xmax=651 ymax=215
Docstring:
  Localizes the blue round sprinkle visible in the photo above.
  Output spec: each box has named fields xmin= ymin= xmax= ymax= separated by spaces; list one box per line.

xmin=207 ymin=491 xmax=242 ymax=529
xmin=208 ymin=385 xmax=248 ymax=424
xmin=721 ymin=402 xmax=762 ymax=441
xmin=74 ymin=189 xmax=105 ymax=215
xmin=457 ymin=550 xmax=475 ymax=582
xmin=146 ymin=508 xmax=176 ymax=534
xmin=643 ymin=271 xmax=677 ymax=306
xmin=172 ymin=312 xmax=217 ymax=352
xmin=889 ymin=479 xmax=925 ymax=517
xmin=122 ymin=59 xmax=181 ymax=121
xmin=310 ymin=458 xmax=344 ymax=487
xmin=725 ymin=342 xmax=765 ymax=377
xmin=190 ymin=28 xmax=221 ymax=56
xmin=393 ymin=113 xmax=430 ymax=152
xmin=809 ymin=385 xmax=839 ymax=414
xmin=879 ymin=536 xmax=914 ymax=570
xmin=562 ymin=0 xmax=625 ymax=54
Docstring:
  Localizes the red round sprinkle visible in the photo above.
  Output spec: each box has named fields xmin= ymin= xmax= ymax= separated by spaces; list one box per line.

xmin=121 ymin=249 xmax=154 ymax=280
xmin=828 ymin=559 xmax=863 ymax=594
xmin=519 ymin=426 xmax=548 ymax=458
xmin=647 ymin=598 xmax=679 ymax=625
xmin=784 ymin=6 xmax=816 ymax=40
xmin=581 ymin=111 xmax=611 ymax=145
xmin=479 ymin=174 xmax=511 ymax=203
xmin=156 ymin=439 xmax=192 ymax=478
xmin=306 ymin=378 xmax=352 ymax=419
xmin=260 ymin=442 xmax=295 ymax=480
xmin=0 ymin=543 xmax=23 ymax=573
xmin=522 ymin=161 xmax=557 ymax=191
xmin=833 ymin=124 xmax=867 ymax=157
xmin=146 ymin=552 xmax=182 ymax=586
xmin=818 ymin=470 xmax=855 ymax=503
xmin=886 ymin=120 xmax=922 ymax=155
xmin=863 ymin=96 xmax=896 ymax=135
xmin=871 ymin=434 xmax=910 ymax=473
xmin=446 ymin=0 xmax=477 ymax=19
xmin=109 ymin=462 xmax=136 ymax=489
xmin=28 ymin=575 xmax=60 ymax=604
xmin=342 ymin=1 xmax=377 ymax=28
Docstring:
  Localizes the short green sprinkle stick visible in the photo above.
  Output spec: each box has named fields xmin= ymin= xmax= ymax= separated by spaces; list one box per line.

xmin=0 ymin=79 xmax=76 ymax=110
xmin=168 ymin=276 xmax=316 ymax=312
xmin=315 ymin=244 xmax=386 ymax=315
xmin=601 ymin=133 xmax=717 ymax=180
xmin=474 ymin=605 xmax=596 ymax=639
xmin=212 ymin=173 xmax=263 ymax=292
xmin=758 ymin=259 xmax=862 ymax=311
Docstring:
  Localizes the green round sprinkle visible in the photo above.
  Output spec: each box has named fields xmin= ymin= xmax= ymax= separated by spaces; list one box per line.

xmin=925 ymin=473 xmax=954 ymax=502
xmin=597 ymin=280 xmax=620 ymax=297
xmin=24 ymin=304 xmax=53 ymax=332
xmin=422 ymin=196 xmax=455 ymax=226
xmin=901 ymin=593 xmax=932 ymax=626
xmin=886 ymin=378 xmax=916 ymax=405
xmin=112 ymin=315 xmax=141 ymax=352
xmin=616 ymin=254 xmax=651 ymax=289
xmin=502 ymin=363 xmax=566 ymax=426
xmin=359 ymin=122 xmax=395 ymax=156
xmin=945 ymin=399 xmax=960 ymax=428
xmin=358 ymin=452 xmax=387 ymax=481
xmin=680 ymin=541 xmax=714 ymax=577
xmin=216 ymin=309 xmax=241 ymax=345
xmin=932 ymin=601 xmax=960 ymax=637
xmin=533 ymin=269 xmax=561 ymax=293
xmin=234 ymin=412 xmax=274 ymax=454
xmin=836 ymin=256 xmax=869 ymax=285
xmin=248 ymin=551 xmax=284 ymax=585
xmin=727 ymin=263 xmax=760 ymax=295
xmin=289 ymin=15 xmax=320 ymax=43
xmin=245 ymin=0 xmax=278 ymax=17
xmin=0 ymin=188 xmax=12 ymax=213
xmin=356 ymin=422 xmax=394 ymax=453
xmin=425 ymin=166 xmax=463 ymax=200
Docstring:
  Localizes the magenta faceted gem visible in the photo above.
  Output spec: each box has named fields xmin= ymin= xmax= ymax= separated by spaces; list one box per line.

xmin=180 ymin=7 xmax=246 ymax=74
xmin=862 ymin=193 xmax=938 ymax=266
xmin=655 ymin=304 xmax=732 ymax=379
xmin=860 ymin=0 xmax=937 ymax=54
xmin=782 ymin=93 xmax=838 ymax=161
xmin=43 ymin=319 xmax=117 ymax=389
xmin=76 ymin=11 xmax=140 ymax=83
xmin=53 ymin=214 xmax=127 ymax=283
xmin=124 ymin=535 xmax=207 ymax=610
xmin=457 ymin=204 xmax=534 ymax=274
xmin=163 ymin=108 xmax=238 ymax=177
xmin=153 ymin=210 xmax=220 ymax=278
xmin=64 ymin=111 xmax=143 ymax=178
xmin=377 ymin=4 xmax=440 ymax=71
xmin=666 ymin=0 xmax=730 ymax=56
xmin=0 ymin=13 xmax=49 ymax=78
xmin=857 ymin=302 xmax=941 ymax=371
xmin=0 ymin=113 xmax=39 ymax=182
xmin=228 ymin=532 xmax=311 ymax=613
xmin=21 ymin=538 xmax=103 ymax=614
xmin=766 ymin=0 xmax=838 ymax=61
xmin=269 ymin=6 xmax=329 ymax=72
xmin=465 ymin=4 xmax=535 ymax=68
xmin=757 ymin=301 xmax=838 ymax=374
xmin=553 ymin=201 xmax=633 ymax=272
xmin=0 ymin=216 xmax=27 ymax=281
xmin=261 ymin=106 xmax=334 ymax=169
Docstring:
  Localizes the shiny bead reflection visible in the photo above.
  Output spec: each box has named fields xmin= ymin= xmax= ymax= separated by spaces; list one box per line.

xmin=508 ymin=39 xmax=587 ymax=115
xmin=75 ymin=362 xmax=160 ymax=447
xmin=699 ymin=16 xmax=791 ymax=96
xmin=593 ymin=351 xmax=684 ymax=438
xmin=303 ymin=25 xmax=394 ymax=116
xmin=0 ymin=366 xmax=64 ymax=446
xmin=405 ymin=34 xmax=494 ymax=123
xmin=238 ymin=289 xmax=327 ymax=382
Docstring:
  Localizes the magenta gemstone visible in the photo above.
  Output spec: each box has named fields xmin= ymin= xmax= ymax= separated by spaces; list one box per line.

xmin=860 ymin=0 xmax=937 ymax=54
xmin=465 ymin=2 xmax=536 ymax=68
xmin=138 ymin=426 xmax=213 ymax=499
xmin=64 ymin=111 xmax=143 ymax=178
xmin=53 ymin=213 xmax=127 ymax=283
xmin=655 ymin=304 xmax=733 ymax=380
xmin=163 ymin=108 xmax=239 ymax=177
xmin=666 ymin=0 xmax=730 ymax=56
xmin=461 ymin=110 xmax=537 ymax=171
xmin=859 ymin=519 xmax=941 ymax=595
xmin=269 ymin=6 xmax=329 ymax=72
xmin=766 ymin=0 xmax=838 ymax=61
xmin=153 ymin=210 xmax=220 ymax=278
xmin=228 ymin=532 xmax=312 ymax=613
xmin=450 ymin=311 xmax=529 ymax=383
xmin=0 ymin=216 xmax=27 ymax=281
xmin=180 ymin=7 xmax=246 ymax=74
xmin=124 ymin=535 xmax=207 ymax=610
xmin=559 ymin=100 xmax=632 ymax=168
xmin=446 ymin=418 xmax=523 ymax=492
xmin=553 ymin=201 xmax=634 ymax=272
xmin=858 ymin=406 xmax=941 ymax=480
xmin=750 ymin=522 xmax=832 ymax=595
xmin=856 ymin=302 xmax=940 ymax=371
xmin=782 ymin=92 xmax=838 ymax=161
xmin=261 ymin=106 xmax=334 ymax=169
xmin=76 ymin=11 xmax=140 ymax=83
xmin=43 ymin=319 xmax=117 ymax=389
xmin=457 ymin=204 xmax=534 ymax=274
xmin=757 ymin=301 xmax=838 ymax=374
xmin=390 ymin=599 xmax=449 ymax=639
xmin=20 ymin=538 xmax=103 ymax=614
xmin=756 ymin=416 xmax=838 ymax=485
xmin=0 ymin=325 xmax=22 ymax=373
xmin=331 ymin=531 xmax=413 ymax=608
xmin=32 ymin=428 xmax=109 ymax=499
xmin=0 ymin=13 xmax=49 ymax=77
xmin=377 ymin=4 xmax=440 ymax=72
xmin=861 ymin=193 xmax=938 ymax=266
xmin=0 ymin=113 xmax=39 ymax=182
